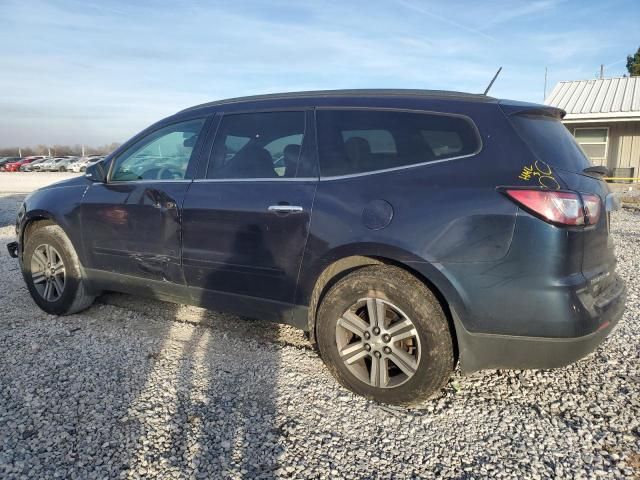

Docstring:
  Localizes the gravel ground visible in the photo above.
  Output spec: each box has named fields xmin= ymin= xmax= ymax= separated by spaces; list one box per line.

xmin=0 ymin=193 xmax=638 ymax=479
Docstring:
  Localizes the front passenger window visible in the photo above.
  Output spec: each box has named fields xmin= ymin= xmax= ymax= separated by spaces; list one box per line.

xmin=111 ymin=118 xmax=206 ymax=181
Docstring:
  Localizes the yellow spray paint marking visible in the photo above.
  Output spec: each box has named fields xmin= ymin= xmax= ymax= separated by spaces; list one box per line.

xmin=518 ymin=160 xmax=560 ymax=190
xmin=518 ymin=164 xmax=534 ymax=181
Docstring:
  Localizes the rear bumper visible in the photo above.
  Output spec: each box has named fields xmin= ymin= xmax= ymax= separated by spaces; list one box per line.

xmin=456 ymin=274 xmax=626 ymax=373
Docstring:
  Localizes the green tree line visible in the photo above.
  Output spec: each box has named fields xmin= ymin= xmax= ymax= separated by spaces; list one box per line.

xmin=627 ymin=46 xmax=640 ymax=76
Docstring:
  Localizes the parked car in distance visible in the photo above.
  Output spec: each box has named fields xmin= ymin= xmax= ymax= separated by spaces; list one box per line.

xmin=7 ymin=89 xmax=626 ymax=405
xmin=55 ymin=157 xmax=81 ymax=172
xmin=20 ymin=158 xmax=49 ymax=172
xmin=69 ymin=156 xmax=104 ymax=173
xmin=3 ymin=156 xmax=45 ymax=172
xmin=0 ymin=157 xmax=21 ymax=171
xmin=34 ymin=157 xmax=74 ymax=172
xmin=38 ymin=157 xmax=67 ymax=172
xmin=68 ymin=159 xmax=88 ymax=173
xmin=29 ymin=157 xmax=53 ymax=172
xmin=28 ymin=158 xmax=52 ymax=172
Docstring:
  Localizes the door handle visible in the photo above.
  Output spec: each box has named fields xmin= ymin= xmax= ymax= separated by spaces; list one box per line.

xmin=268 ymin=205 xmax=304 ymax=213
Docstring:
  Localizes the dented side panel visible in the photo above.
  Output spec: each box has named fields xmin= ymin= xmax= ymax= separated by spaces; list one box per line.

xmin=79 ymin=181 xmax=190 ymax=285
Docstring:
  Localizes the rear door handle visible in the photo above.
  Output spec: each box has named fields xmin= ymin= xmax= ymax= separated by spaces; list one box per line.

xmin=268 ymin=205 xmax=304 ymax=213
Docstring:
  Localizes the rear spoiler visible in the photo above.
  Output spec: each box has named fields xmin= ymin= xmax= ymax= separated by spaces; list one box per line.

xmin=498 ymin=100 xmax=565 ymax=120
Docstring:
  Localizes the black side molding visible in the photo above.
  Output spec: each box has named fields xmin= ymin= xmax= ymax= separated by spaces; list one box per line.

xmin=7 ymin=241 xmax=18 ymax=258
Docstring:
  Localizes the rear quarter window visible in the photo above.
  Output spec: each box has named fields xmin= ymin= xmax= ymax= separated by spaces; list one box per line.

xmin=317 ymin=109 xmax=480 ymax=177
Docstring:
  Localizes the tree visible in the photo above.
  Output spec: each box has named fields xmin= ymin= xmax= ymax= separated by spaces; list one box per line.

xmin=627 ymin=47 xmax=640 ymax=76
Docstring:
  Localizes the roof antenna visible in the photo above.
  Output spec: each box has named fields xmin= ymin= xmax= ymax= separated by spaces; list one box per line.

xmin=483 ymin=67 xmax=502 ymax=95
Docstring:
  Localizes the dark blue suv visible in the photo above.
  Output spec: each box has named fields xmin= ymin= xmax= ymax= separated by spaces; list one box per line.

xmin=7 ymin=90 xmax=626 ymax=405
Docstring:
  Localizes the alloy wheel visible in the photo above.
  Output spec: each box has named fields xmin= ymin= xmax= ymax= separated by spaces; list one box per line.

xmin=30 ymin=244 xmax=66 ymax=302
xmin=335 ymin=297 xmax=421 ymax=388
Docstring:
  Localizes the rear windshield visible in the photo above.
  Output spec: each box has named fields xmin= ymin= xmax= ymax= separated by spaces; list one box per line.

xmin=509 ymin=114 xmax=591 ymax=173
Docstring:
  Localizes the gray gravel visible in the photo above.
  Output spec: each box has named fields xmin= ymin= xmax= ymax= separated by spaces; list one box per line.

xmin=0 ymin=192 xmax=638 ymax=479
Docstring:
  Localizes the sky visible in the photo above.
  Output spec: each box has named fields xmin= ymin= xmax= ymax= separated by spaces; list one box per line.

xmin=0 ymin=0 xmax=638 ymax=147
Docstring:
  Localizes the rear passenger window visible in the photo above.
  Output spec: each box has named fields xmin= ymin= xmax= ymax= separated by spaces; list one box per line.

xmin=207 ymin=111 xmax=306 ymax=179
xmin=317 ymin=109 xmax=480 ymax=177
xmin=342 ymin=130 xmax=397 ymax=154
xmin=421 ymin=130 xmax=463 ymax=157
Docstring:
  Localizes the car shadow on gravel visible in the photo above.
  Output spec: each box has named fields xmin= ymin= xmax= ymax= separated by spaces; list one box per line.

xmin=97 ymin=289 xmax=289 ymax=479
xmin=92 ymin=241 xmax=302 ymax=479
xmin=0 ymin=193 xmax=293 ymax=478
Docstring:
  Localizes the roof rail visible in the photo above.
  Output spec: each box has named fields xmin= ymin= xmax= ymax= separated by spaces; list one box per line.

xmin=178 ymin=88 xmax=493 ymax=113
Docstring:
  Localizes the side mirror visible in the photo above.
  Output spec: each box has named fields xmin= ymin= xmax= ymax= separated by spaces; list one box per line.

xmin=85 ymin=161 xmax=107 ymax=182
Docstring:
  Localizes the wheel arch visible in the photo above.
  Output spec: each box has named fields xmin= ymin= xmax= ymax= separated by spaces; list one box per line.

xmin=306 ymin=253 xmax=461 ymax=362
xmin=20 ymin=211 xmax=83 ymax=265
xmin=21 ymin=213 xmax=57 ymax=246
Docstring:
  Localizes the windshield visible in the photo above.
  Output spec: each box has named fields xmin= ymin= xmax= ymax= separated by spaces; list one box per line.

xmin=509 ymin=114 xmax=591 ymax=173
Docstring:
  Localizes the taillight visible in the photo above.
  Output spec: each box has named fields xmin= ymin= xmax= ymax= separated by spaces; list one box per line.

xmin=504 ymin=189 xmax=585 ymax=226
xmin=581 ymin=193 xmax=601 ymax=225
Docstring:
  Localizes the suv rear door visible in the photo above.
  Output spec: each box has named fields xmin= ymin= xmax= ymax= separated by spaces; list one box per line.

xmin=181 ymin=110 xmax=318 ymax=325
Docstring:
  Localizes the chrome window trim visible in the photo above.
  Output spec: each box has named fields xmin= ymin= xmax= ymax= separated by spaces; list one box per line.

xmin=315 ymin=106 xmax=483 ymax=181
xmin=105 ymin=179 xmax=194 ymax=184
xmin=217 ymin=106 xmax=314 ymax=115
xmin=193 ymin=177 xmax=317 ymax=183
xmin=319 ymin=152 xmax=478 ymax=181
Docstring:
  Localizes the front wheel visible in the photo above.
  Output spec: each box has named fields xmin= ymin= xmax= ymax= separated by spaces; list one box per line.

xmin=22 ymin=224 xmax=95 ymax=315
xmin=316 ymin=265 xmax=455 ymax=406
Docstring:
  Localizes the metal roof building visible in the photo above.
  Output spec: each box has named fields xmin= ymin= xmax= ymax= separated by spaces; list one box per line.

xmin=545 ymin=77 xmax=640 ymax=178
xmin=545 ymin=76 xmax=640 ymax=122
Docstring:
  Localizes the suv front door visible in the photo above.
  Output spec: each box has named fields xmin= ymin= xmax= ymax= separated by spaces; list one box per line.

xmin=181 ymin=110 xmax=318 ymax=325
xmin=80 ymin=117 xmax=209 ymax=295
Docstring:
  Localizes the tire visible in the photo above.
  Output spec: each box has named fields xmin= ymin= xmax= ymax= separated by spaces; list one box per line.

xmin=22 ymin=224 xmax=95 ymax=315
xmin=316 ymin=265 xmax=455 ymax=406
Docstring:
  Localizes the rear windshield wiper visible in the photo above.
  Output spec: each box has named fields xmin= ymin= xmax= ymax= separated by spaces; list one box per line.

xmin=583 ymin=165 xmax=609 ymax=178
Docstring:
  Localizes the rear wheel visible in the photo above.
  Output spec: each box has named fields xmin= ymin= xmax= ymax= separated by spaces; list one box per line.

xmin=22 ymin=224 xmax=95 ymax=315
xmin=316 ymin=265 xmax=455 ymax=406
